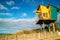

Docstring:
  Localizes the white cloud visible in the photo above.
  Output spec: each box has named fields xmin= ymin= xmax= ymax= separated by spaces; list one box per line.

xmin=33 ymin=10 xmax=36 ymax=13
xmin=0 ymin=13 xmax=12 ymax=16
xmin=0 ymin=4 xmax=8 ymax=10
xmin=57 ymin=14 xmax=60 ymax=23
xmin=6 ymin=1 xmax=14 ymax=6
xmin=11 ymin=7 xmax=20 ymax=9
xmin=0 ymin=14 xmax=60 ymax=33
xmin=22 ymin=13 xmax=27 ymax=17
xmin=0 ymin=18 xmax=39 ymax=33
xmin=0 ymin=18 xmax=38 ymax=22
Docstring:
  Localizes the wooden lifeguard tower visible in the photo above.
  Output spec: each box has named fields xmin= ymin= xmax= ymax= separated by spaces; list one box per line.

xmin=36 ymin=4 xmax=60 ymax=32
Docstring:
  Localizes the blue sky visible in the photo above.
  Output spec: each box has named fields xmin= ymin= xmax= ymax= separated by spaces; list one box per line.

xmin=0 ymin=0 xmax=60 ymax=34
xmin=0 ymin=0 xmax=60 ymax=19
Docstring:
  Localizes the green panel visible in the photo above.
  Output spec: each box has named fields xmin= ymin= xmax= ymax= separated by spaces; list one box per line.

xmin=50 ymin=5 xmax=57 ymax=20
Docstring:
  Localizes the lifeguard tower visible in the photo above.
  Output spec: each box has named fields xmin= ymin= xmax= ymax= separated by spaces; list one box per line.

xmin=36 ymin=4 xmax=60 ymax=32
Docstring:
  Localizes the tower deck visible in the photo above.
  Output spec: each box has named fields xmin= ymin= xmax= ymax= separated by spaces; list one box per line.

xmin=36 ymin=20 xmax=56 ymax=24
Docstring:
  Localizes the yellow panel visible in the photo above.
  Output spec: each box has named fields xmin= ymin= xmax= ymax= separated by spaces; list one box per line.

xmin=40 ymin=5 xmax=50 ymax=20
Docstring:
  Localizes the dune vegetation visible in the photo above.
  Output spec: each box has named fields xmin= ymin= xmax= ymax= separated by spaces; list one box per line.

xmin=0 ymin=28 xmax=60 ymax=40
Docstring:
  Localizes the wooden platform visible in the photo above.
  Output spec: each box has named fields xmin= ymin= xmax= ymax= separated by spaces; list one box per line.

xmin=36 ymin=20 xmax=56 ymax=24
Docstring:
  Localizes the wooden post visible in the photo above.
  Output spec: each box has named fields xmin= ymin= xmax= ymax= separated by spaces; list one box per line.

xmin=42 ymin=22 xmax=46 ymax=38
xmin=42 ymin=22 xmax=44 ymax=32
xmin=52 ymin=23 xmax=55 ymax=33
xmin=40 ymin=24 xmax=42 ymax=32
xmin=54 ymin=21 xmax=57 ymax=31
xmin=7 ymin=35 xmax=8 ymax=40
xmin=48 ymin=26 xmax=50 ymax=33
xmin=40 ymin=24 xmax=42 ymax=39
xmin=16 ymin=34 xmax=17 ymax=40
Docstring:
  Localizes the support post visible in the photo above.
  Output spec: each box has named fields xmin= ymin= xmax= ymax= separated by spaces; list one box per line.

xmin=16 ymin=34 xmax=17 ymax=40
xmin=48 ymin=26 xmax=50 ymax=33
xmin=42 ymin=22 xmax=44 ymax=32
xmin=40 ymin=24 xmax=42 ymax=39
xmin=40 ymin=24 xmax=43 ymax=32
xmin=52 ymin=23 xmax=55 ymax=33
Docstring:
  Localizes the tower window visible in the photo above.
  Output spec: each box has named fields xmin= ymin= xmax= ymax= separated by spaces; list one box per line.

xmin=43 ymin=13 xmax=47 ymax=18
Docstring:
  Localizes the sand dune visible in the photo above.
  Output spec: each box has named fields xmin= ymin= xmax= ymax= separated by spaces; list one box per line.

xmin=0 ymin=30 xmax=60 ymax=40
